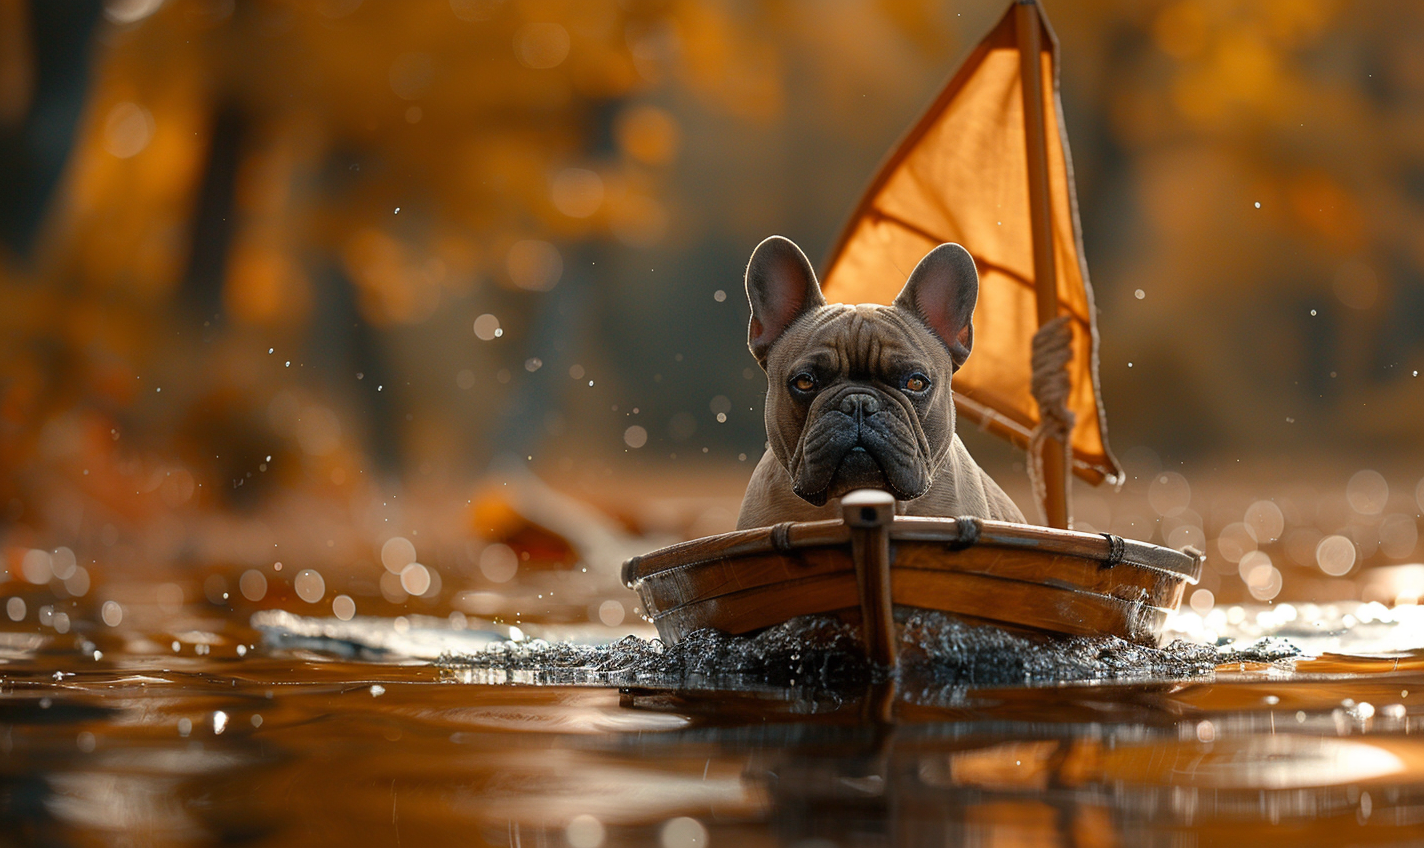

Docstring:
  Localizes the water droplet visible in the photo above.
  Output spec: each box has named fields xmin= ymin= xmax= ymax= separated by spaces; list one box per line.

xmin=240 ymin=569 xmax=268 ymax=602
xmin=294 ymin=569 xmax=326 ymax=603
xmin=1316 ymin=535 xmax=1357 ymax=576
xmin=566 ymin=814 xmax=606 ymax=848
xmin=598 ymin=600 xmax=626 ymax=627
xmin=399 ymin=563 xmax=432 ymax=596
xmin=1346 ymin=469 xmax=1389 ymax=515
xmin=659 ymin=816 xmax=708 ymax=848
xmin=382 ymin=537 xmax=417 ymax=574
xmin=623 ymin=426 xmax=648 ymax=449
xmin=21 ymin=549 xmax=51 ymax=584
xmin=333 ymin=594 xmax=356 ymax=621
xmin=479 ymin=544 xmax=519 ymax=583
xmin=473 ymin=314 xmax=501 ymax=341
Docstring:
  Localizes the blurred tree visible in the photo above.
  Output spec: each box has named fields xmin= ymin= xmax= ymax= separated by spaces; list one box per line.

xmin=1 ymin=0 xmax=1422 ymax=600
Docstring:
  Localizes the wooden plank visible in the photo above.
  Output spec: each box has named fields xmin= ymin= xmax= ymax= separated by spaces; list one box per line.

xmin=649 ymin=572 xmax=861 ymax=644
xmin=635 ymin=537 xmax=1189 ymax=616
xmin=623 ymin=519 xmax=848 ymax=585
xmin=626 ymin=516 xmax=1200 ymax=585
xmin=890 ymin=545 xmax=1179 ymax=606
xmin=636 ymin=548 xmax=848 ymax=616
xmin=890 ymin=518 xmax=1198 ymax=579
xmin=890 ymin=569 xmax=1168 ymax=644
xmin=648 ymin=566 xmax=1172 ymax=646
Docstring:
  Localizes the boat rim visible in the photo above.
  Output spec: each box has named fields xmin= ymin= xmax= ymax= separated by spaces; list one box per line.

xmin=623 ymin=515 xmax=1202 ymax=588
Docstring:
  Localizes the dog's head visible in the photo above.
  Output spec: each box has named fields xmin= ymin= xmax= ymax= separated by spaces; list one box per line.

xmin=745 ymin=236 xmax=978 ymax=506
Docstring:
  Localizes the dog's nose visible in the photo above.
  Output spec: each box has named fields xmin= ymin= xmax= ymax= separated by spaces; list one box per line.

xmin=838 ymin=392 xmax=880 ymax=416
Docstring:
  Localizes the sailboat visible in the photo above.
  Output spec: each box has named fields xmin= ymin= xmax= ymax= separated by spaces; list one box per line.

xmin=623 ymin=0 xmax=1200 ymax=663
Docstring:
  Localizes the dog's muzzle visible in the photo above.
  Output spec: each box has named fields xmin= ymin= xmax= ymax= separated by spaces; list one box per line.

xmin=792 ymin=388 xmax=929 ymax=506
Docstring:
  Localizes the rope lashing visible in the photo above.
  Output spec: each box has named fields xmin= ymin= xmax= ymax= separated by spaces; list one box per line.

xmin=1100 ymin=533 xmax=1125 ymax=569
xmin=770 ymin=522 xmax=795 ymax=552
xmin=948 ymin=516 xmax=982 ymax=550
xmin=1027 ymin=314 xmax=1076 ymax=525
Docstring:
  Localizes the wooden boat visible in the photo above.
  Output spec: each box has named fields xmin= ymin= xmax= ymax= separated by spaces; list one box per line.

xmin=624 ymin=0 xmax=1203 ymax=662
xmin=624 ymin=490 xmax=1200 ymax=662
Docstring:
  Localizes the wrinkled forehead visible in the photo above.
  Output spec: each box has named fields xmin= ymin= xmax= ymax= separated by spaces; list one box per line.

xmin=785 ymin=304 xmax=938 ymax=370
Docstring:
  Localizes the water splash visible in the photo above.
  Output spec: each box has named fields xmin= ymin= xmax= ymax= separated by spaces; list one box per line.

xmin=435 ymin=611 xmax=1300 ymax=691
xmin=440 ymin=616 xmax=871 ymax=689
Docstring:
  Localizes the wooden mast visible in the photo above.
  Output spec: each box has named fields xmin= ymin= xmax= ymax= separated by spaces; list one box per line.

xmin=1015 ymin=0 xmax=1071 ymax=530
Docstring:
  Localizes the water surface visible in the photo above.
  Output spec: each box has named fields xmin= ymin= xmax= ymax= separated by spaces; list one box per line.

xmin=4 ymin=595 xmax=1424 ymax=847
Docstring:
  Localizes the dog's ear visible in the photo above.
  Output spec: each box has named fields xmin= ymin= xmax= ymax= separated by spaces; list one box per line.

xmin=893 ymin=243 xmax=978 ymax=371
xmin=745 ymin=236 xmax=826 ymax=366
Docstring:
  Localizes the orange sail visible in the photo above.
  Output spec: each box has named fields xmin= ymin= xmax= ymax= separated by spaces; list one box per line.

xmin=821 ymin=0 xmax=1120 ymax=488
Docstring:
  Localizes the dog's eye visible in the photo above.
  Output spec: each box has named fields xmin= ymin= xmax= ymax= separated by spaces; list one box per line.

xmin=904 ymin=374 xmax=930 ymax=392
xmin=791 ymin=373 xmax=817 ymax=393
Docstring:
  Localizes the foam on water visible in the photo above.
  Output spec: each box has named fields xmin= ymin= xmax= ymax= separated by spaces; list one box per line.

xmin=432 ymin=611 xmax=1300 ymax=690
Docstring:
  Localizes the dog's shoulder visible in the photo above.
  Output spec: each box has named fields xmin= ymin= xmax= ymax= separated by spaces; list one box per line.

xmin=905 ymin=436 xmax=1026 ymax=523
xmin=736 ymin=451 xmax=840 ymax=529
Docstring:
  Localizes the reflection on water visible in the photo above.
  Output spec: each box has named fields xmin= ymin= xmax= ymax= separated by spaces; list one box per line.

xmin=1 ymin=602 xmax=1424 ymax=846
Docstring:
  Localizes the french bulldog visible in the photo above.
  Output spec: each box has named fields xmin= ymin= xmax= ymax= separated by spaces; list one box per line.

xmin=736 ymin=236 xmax=1025 ymax=529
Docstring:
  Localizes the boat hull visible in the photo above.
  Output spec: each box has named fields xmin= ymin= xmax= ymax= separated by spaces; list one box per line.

xmin=623 ymin=510 xmax=1201 ymax=650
